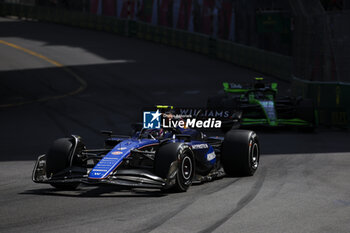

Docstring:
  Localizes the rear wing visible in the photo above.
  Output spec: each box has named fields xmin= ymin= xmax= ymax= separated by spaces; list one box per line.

xmin=223 ymin=80 xmax=278 ymax=93
xmin=223 ymin=82 xmax=249 ymax=93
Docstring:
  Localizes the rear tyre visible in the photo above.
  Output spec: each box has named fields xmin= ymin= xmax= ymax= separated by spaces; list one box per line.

xmin=221 ymin=130 xmax=260 ymax=176
xmin=46 ymin=138 xmax=80 ymax=190
xmin=221 ymin=125 xmax=233 ymax=133
xmin=155 ymin=143 xmax=195 ymax=192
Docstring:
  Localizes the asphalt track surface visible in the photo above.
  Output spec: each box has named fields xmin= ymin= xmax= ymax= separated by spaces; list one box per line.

xmin=0 ymin=17 xmax=349 ymax=233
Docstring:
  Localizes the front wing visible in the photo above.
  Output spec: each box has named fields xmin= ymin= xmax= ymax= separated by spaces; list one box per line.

xmin=32 ymin=155 xmax=168 ymax=189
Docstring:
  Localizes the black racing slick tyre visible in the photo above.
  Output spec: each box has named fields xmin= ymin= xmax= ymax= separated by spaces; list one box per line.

xmin=155 ymin=143 xmax=195 ymax=192
xmin=46 ymin=138 xmax=79 ymax=190
xmin=221 ymin=130 xmax=260 ymax=176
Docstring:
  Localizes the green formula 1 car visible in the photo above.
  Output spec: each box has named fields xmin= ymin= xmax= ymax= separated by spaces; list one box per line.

xmin=207 ymin=78 xmax=317 ymax=131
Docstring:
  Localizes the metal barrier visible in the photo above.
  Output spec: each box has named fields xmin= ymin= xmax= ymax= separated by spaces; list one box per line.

xmin=0 ymin=2 xmax=293 ymax=81
xmin=292 ymin=77 xmax=349 ymax=127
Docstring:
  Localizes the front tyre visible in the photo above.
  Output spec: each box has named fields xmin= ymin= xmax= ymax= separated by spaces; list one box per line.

xmin=221 ymin=130 xmax=260 ymax=176
xmin=46 ymin=138 xmax=80 ymax=190
xmin=155 ymin=143 xmax=195 ymax=192
xmin=174 ymin=150 xmax=195 ymax=192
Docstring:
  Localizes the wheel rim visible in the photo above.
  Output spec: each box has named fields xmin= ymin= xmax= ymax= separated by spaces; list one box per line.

xmin=181 ymin=156 xmax=192 ymax=180
xmin=251 ymin=142 xmax=259 ymax=169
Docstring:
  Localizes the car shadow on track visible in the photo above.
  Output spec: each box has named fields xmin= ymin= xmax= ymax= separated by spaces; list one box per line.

xmin=19 ymin=185 xmax=167 ymax=198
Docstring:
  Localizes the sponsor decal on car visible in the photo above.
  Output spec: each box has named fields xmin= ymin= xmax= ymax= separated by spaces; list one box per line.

xmin=192 ymin=144 xmax=209 ymax=149
xmin=207 ymin=152 xmax=216 ymax=161
xmin=111 ymin=151 xmax=123 ymax=155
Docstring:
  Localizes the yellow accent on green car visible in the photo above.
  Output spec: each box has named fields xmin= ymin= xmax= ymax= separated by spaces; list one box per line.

xmin=156 ymin=105 xmax=173 ymax=109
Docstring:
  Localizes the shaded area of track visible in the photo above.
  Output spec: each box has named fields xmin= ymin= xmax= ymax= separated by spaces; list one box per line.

xmin=0 ymin=17 xmax=349 ymax=233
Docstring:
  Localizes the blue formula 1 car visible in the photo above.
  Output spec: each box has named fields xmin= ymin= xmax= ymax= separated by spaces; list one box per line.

xmin=32 ymin=127 xmax=260 ymax=192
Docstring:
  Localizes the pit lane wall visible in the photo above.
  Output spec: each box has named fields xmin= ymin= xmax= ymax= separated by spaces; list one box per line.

xmin=0 ymin=3 xmax=348 ymax=127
